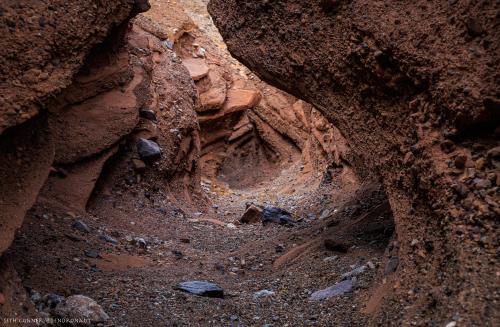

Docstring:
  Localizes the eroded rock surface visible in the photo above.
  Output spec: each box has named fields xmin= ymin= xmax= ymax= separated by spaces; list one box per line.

xmin=208 ymin=0 xmax=499 ymax=325
xmin=0 ymin=0 xmax=203 ymax=318
xmin=0 ymin=0 xmax=141 ymax=133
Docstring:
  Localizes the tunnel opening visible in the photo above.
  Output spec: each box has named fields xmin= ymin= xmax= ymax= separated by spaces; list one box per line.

xmin=170 ymin=2 xmax=344 ymax=199
xmin=0 ymin=1 xmax=401 ymax=326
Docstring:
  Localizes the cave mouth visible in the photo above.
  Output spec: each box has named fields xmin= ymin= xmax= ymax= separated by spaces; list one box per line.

xmin=176 ymin=0 xmax=396 ymax=261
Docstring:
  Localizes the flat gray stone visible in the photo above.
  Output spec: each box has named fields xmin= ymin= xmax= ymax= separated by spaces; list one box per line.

xmin=175 ymin=281 xmax=224 ymax=298
xmin=309 ymin=279 xmax=353 ymax=301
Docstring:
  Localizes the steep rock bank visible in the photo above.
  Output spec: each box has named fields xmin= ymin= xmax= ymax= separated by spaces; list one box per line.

xmin=0 ymin=0 xmax=140 ymax=256
xmin=0 ymin=0 xmax=205 ymax=317
xmin=208 ymin=0 xmax=499 ymax=325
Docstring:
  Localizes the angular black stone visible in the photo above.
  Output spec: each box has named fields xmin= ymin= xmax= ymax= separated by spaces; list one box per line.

xmin=262 ymin=206 xmax=295 ymax=225
xmin=136 ymin=138 xmax=161 ymax=161
xmin=175 ymin=281 xmax=224 ymax=298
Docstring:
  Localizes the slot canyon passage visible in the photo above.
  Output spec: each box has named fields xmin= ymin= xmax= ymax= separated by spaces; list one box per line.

xmin=0 ymin=0 xmax=498 ymax=326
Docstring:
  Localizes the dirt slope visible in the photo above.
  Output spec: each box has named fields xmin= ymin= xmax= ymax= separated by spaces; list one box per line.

xmin=208 ymin=0 xmax=499 ymax=325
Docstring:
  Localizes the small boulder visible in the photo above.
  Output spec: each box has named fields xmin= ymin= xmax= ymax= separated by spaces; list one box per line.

xmin=262 ymin=206 xmax=295 ymax=225
xmin=136 ymin=138 xmax=161 ymax=161
xmin=53 ymin=295 xmax=109 ymax=324
xmin=175 ymin=281 xmax=224 ymax=298
xmin=240 ymin=205 xmax=263 ymax=224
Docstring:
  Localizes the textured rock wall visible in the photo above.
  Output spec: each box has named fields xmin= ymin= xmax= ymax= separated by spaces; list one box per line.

xmin=0 ymin=0 xmax=139 ymax=255
xmin=208 ymin=0 xmax=499 ymax=325
xmin=0 ymin=0 xmax=202 ymax=259
xmin=0 ymin=0 xmax=143 ymax=133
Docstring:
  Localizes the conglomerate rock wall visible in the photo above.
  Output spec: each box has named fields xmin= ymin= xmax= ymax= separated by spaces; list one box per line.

xmin=208 ymin=0 xmax=499 ymax=325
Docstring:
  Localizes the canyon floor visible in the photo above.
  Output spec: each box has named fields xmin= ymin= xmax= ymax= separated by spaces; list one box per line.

xmin=7 ymin=159 xmax=394 ymax=326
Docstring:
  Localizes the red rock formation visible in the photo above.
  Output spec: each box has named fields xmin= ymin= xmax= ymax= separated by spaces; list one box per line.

xmin=208 ymin=0 xmax=499 ymax=325
xmin=0 ymin=0 xmax=202 ymax=257
xmin=0 ymin=0 xmax=141 ymax=255
xmin=0 ymin=0 xmax=145 ymax=133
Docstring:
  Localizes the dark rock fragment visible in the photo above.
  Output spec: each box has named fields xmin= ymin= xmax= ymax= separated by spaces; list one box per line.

xmin=262 ymin=206 xmax=295 ymax=225
xmin=72 ymin=220 xmax=90 ymax=233
xmin=137 ymin=138 xmax=162 ymax=161
xmin=385 ymin=256 xmax=399 ymax=274
xmin=175 ymin=281 xmax=224 ymax=298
